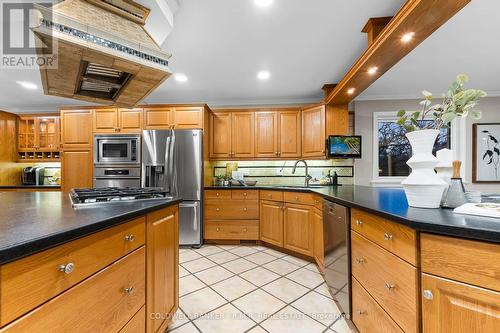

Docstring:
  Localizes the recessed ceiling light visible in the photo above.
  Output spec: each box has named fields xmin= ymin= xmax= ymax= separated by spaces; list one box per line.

xmin=257 ymin=70 xmax=271 ymax=80
xmin=401 ymin=32 xmax=415 ymax=43
xmin=254 ymin=0 xmax=273 ymax=7
xmin=16 ymin=81 xmax=38 ymax=90
xmin=347 ymin=88 xmax=356 ymax=95
xmin=368 ymin=66 xmax=378 ymax=75
xmin=174 ymin=73 xmax=188 ymax=82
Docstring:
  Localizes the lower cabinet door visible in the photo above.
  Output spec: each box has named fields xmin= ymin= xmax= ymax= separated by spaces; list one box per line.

xmin=259 ymin=200 xmax=284 ymax=247
xmin=146 ymin=206 xmax=179 ymax=333
xmin=61 ymin=149 xmax=92 ymax=192
xmin=283 ymin=203 xmax=313 ymax=256
xmin=422 ymin=273 xmax=500 ymax=333
xmin=119 ymin=306 xmax=146 ymax=333
xmin=1 ymin=248 xmax=145 ymax=333
xmin=312 ymin=208 xmax=324 ymax=270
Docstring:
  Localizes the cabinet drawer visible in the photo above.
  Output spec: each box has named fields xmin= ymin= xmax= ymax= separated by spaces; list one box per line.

xmin=205 ymin=220 xmax=259 ymax=240
xmin=205 ymin=190 xmax=231 ymax=200
xmin=1 ymin=247 xmax=146 ymax=333
xmin=352 ymin=278 xmax=404 ymax=333
xmin=351 ymin=209 xmax=417 ymax=265
xmin=205 ymin=200 xmax=259 ymax=220
xmin=351 ymin=231 xmax=418 ymax=333
xmin=260 ymin=190 xmax=283 ymax=202
xmin=0 ymin=217 xmax=145 ymax=325
xmin=283 ymin=191 xmax=316 ymax=205
xmin=421 ymin=233 xmax=500 ymax=292
xmin=232 ymin=189 xmax=259 ymax=200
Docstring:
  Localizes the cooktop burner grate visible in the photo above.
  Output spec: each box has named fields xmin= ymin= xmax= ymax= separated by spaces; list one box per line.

xmin=70 ymin=187 xmax=170 ymax=206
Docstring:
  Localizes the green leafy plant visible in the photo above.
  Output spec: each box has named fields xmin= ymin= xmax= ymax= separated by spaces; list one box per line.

xmin=397 ymin=74 xmax=486 ymax=132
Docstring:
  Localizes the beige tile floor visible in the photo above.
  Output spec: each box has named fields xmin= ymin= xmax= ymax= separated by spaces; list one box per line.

xmin=169 ymin=244 xmax=354 ymax=333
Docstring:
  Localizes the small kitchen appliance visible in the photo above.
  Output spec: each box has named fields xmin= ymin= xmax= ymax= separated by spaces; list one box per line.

xmin=22 ymin=166 xmax=45 ymax=185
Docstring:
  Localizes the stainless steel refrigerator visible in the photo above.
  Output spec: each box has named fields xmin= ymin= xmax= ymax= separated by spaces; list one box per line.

xmin=142 ymin=129 xmax=203 ymax=247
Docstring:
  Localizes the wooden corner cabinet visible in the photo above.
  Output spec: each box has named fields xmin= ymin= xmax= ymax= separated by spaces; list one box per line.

xmin=17 ymin=115 xmax=60 ymax=161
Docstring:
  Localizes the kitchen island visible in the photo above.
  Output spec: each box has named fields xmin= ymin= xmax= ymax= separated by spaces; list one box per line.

xmin=205 ymin=185 xmax=500 ymax=332
xmin=0 ymin=191 xmax=181 ymax=333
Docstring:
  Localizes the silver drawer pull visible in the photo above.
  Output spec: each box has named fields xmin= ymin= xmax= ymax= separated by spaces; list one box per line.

xmin=384 ymin=283 xmax=396 ymax=291
xmin=357 ymin=310 xmax=365 ymax=315
xmin=243 ymin=192 xmax=247 ymax=196
xmin=216 ymin=208 xmax=220 ymax=211
xmin=216 ymin=192 xmax=220 ymax=196
xmin=124 ymin=286 xmax=134 ymax=295
xmin=356 ymin=258 xmax=365 ymax=264
xmin=423 ymin=290 xmax=434 ymax=300
xmin=243 ymin=207 xmax=248 ymax=212
xmin=243 ymin=228 xmax=247 ymax=232
xmin=59 ymin=262 xmax=75 ymax=274
xmin=384 ymin=233 xmax=393 ymax=241
xmin=356 ymin=220 xmax=363 ymax=226
xmin=124 ymin=234 xmax=135 ymax=242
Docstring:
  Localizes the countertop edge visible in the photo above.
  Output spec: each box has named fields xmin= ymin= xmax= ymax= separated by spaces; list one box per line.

xmin=0 ymin=198 xmax=182 ymax=265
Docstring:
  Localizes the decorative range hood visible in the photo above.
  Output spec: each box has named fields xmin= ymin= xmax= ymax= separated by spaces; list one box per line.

xmin=32 ymin=0 xmax=172 ymax=107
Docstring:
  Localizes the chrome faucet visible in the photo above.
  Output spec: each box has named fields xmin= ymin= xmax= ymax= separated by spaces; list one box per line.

xmin=292 ymin=160 xmax=312 ymax=187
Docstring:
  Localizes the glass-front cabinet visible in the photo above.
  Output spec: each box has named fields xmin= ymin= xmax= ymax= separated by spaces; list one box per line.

xmin=18 ymin=115 xmax=61 ymax=161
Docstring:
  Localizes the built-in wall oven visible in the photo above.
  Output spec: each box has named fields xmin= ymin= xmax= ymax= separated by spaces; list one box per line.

xmin=93 ymin=135 xmax=141 ymax=188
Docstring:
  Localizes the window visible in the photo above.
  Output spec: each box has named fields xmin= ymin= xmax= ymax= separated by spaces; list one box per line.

xmin=373 ymin=112 xmax=450 ymax=181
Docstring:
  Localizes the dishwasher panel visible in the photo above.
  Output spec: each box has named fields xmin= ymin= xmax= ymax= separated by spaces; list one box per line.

xmin=323 ymin=199 xmax=351 ymax=320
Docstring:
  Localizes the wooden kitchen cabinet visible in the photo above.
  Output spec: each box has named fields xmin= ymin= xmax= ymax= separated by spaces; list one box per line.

xmin=302 ymin=104 xmax=326 ymax=158
xmin=146 ymin=206 xmax=179 ymax=333
xmin=143 ymin=107 xmax=172 ymax=129
xmin=93 ymin=108 xmax=142 ymax=133
xmin=312 ymin=207 xmax=324 ymax=270
xmin=17 ymin=115 xmax=61 ymax=161
xmin=259 ymin=200 xmax=284 ymax=247
xmin=422 ymin=273 xmax=500 ymax=332
xmin=209 ymin=112 xmax=232 ymax=159
xmin=61 ymin=149 xmax=93 ymax=192
xmin=60 ymin=109 xmax=93 ymax=148
xmin=254 ymin=109 xmax=301 ymax=158
xmin=284 ymin=203 xmax=313 ymax=256
xmin=173 ymin=106 xmax=204 ymax=129
xmin=231 ymin=111 xmax=255 ymax=158
xmin=255 ymin=111 xmax=278 ymax=158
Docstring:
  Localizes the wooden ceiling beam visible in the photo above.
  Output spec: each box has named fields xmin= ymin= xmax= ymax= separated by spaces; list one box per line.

xmin=325 ymin=0 xmax=471 ymax=106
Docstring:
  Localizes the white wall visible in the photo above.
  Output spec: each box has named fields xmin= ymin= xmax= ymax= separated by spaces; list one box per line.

xmin=353 ymin=97 xmax=500 ymax=194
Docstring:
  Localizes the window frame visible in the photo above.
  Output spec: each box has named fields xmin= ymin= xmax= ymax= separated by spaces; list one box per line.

xmin=371 ymin=111 xmax=457 ymax=186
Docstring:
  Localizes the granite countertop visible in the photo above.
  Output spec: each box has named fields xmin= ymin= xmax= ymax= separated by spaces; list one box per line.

xmin=0 ymin=192 xmax=182 ymax=264
xmin=206 ymin=185 xmax=500 ymax=243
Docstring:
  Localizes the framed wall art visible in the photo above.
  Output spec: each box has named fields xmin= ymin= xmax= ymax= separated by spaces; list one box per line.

xmin=473 ymin=123 xmax=500 ymax=183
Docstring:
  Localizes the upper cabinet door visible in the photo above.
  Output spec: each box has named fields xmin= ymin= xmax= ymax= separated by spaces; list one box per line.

xmin=279 ymin=110 xmax=301 ymax=158
xmin=326 ymin=105 xmax=349 ymax=136
xmin=93 ymin=108 xmax=118 ymax=133
xmin=255 ymin=111 xmax=278 ymax=158
xmin=118 ymin=108 xmax=143 ymax=133
xmin=144 ymin=107 xmax=172 ymax=130
xmin=173 ymin=107 xmax=203 ymax=129
xmin=209 ymin=112 xmax=232 ymax=159
xmin=302 ymin=105 xmax=326 ymax=158
xmin=61 ymin=110 xmax=92 ymax=148
xmin=231 ymin=112 xmax=255 ymax=158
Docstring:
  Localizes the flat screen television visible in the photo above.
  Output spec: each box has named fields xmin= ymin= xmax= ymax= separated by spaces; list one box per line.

xmin=327 ymin=135 xmax=362 ymax=158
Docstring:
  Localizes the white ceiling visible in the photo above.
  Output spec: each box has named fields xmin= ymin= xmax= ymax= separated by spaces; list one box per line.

xmin=0 ymin=0 xmax=404 ymax=112
xmin=357 ymin=0 xmax=500 ymax=101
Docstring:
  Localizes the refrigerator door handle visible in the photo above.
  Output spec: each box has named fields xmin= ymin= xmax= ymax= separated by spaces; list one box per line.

xmin=164 ymin=131 xmax=172 ymax=193
xmin=169 ymin=130 xmax=177 ymax=196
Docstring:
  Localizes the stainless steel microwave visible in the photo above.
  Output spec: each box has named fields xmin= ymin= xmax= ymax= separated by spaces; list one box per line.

xmin=94 ymin=135 xmax=141 ymax=165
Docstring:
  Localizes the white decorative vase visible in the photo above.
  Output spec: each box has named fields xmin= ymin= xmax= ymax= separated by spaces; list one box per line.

xmin=401 ymin=129 xmax=447 ymax=208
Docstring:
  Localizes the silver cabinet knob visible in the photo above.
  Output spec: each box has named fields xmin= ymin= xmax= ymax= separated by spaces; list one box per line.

xmin=59 ymin=262 xmax=75 ymax=274
xmin=243 ymin=228 xmax=247 ymax=232
xmin=124 ymin=234 xmax=135 ymax=242
xmin=216 ymin=208 xmax=220 ymax=211
xmin=295 ymin=196 xmax=299 ymax=201
xmin=357 ymin=310 xmax=365 ymax=315
xmin=216 ymin=227 xmax=221 ymax=232
xmin=384 ymin=283 xmax=396 ymax=291
xmin=384 ymin=233 xmax=393 ymax=241
xmin=243 ymin=207 xmax=248 ymax=212
xmin=356 ymin=257 xmax=365 ymax=264
xmin=243 ymin=192 xmax=247 ymax=196
xmin=423 ymin=290 xmax=434 ymax=300
xmin=356 ymin=220 xmax=363 ymax=226
xmin=216 ymin=192 xmax=220 ymax=196
xmin=124 ymin=286 xmax=134 ymax=295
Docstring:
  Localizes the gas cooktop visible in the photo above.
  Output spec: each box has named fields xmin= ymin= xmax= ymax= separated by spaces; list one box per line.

xmin=70 ymin=187 xmax=172 ymax=208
